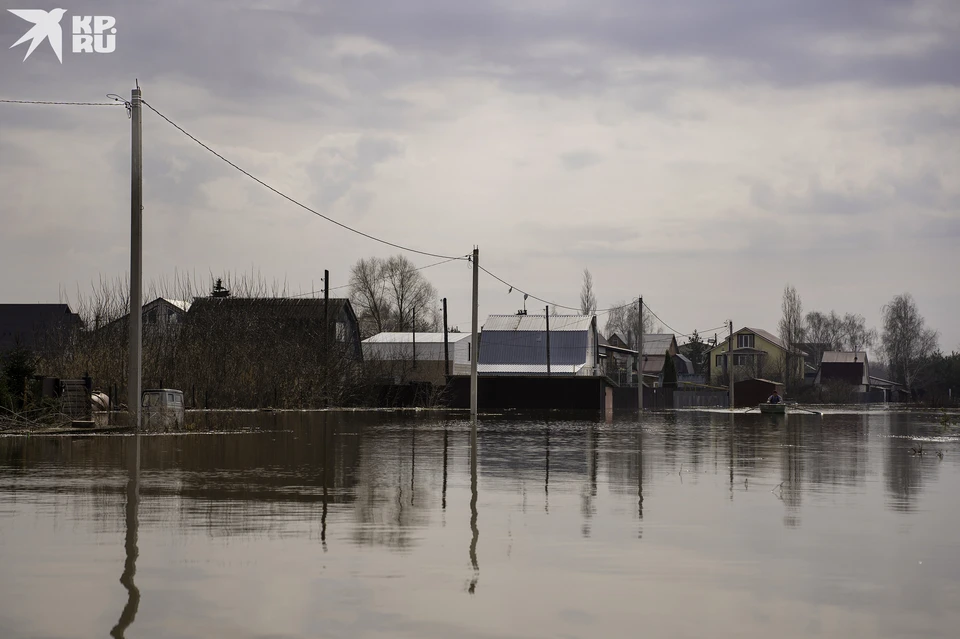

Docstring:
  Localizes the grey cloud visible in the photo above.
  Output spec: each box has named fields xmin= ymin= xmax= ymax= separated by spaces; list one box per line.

xmin=310 ymin=134 xmax=403 ymax=211
xmin=560 ymin=150 xmax=601 ymax=171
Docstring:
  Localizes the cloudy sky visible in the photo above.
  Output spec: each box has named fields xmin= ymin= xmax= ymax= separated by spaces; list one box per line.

xmin=2 ymin=0 xmax=958 ymax=352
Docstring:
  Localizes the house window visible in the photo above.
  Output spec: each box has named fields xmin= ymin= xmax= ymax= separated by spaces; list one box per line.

xmin=733 ymin=354 xmax=749 ymax=366
xmin=145 ymin=310 xmax=158 ymax=325
xmin=336 ymin=321 xmax=346 ymax=341
xmin=737 ymin=333 xmax=755 ymax=348
xmin=716 ymin=354 xmax=724 ymax=368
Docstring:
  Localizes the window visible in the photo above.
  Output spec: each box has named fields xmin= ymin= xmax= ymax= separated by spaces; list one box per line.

xmin=336 ymin=321 xmax=347 ymax=341
xmin=737 ymin=333 xmax=755 ymax=348
xmin=716 ymin=354 xmax=724 ymax=368
xmin=733 ymin=355 xmax=748 ymax=366
xmin=141 ymin=392 xmax=159 ymax=407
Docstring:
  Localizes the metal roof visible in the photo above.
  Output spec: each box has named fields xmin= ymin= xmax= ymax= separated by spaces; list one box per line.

xmin=478 ymin=363 xmax=587 ymax=375
xmin=364 ymin=332 xmax=473 ymax=344
xmin=642 ymin=333 xmax=676 ymax=355
xmin=483 ymin=314 xmax=593 ymax=332
xmin=480 ymin=330 xmax=589 ymax=367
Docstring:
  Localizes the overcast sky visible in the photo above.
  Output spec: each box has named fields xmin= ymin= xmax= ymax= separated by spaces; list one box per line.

xmin=1 ymin=0 xmax=958 ymax=352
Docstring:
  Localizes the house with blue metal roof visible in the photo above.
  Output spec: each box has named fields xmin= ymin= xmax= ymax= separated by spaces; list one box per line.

xmin=478 ymin=313 xmax=600 ymax=376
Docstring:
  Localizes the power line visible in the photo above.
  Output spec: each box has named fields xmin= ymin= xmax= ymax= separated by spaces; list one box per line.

xmin=476 ymin=264 xmax=638 ymax=314
xmin=140 ymin=99 xmax=467 ymax=262
xmin=289 ymin=255 xmax=466 ymax=298
xmin=642 ymin=299 xmax=726 ymax=339
xmin=0 ymin=99 xmax=124 ymax=106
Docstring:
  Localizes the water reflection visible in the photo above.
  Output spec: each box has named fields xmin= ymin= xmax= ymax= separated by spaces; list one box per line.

xmin=110 ymin=434 xmax=140 ymax=639
xmin=0 ymin=410 xmax=958 ymax=638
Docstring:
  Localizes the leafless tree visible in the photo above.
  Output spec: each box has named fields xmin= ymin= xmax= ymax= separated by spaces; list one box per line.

xmin=604 ymin=301 xmax=655 ymax=349
xmin=842 ymin=313 xmax=877 ymax=354
xmin=881 ymin=293 xmax=939 ymax=393
xmin=579 ymin=269 xmax=597 ymax=316
xmin=778 ymin=285 xmax=805 ymax=390
xmin=348 ymin=255 xmax=439 ymax=337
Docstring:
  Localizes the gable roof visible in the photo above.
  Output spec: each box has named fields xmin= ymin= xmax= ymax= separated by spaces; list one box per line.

xmin=821 ymin=351 xmax=868 ymax=364
xmin=642 ymin=333 xmax=677 ymax=355
xmin=708 ymin=327 xmax=805 ymax=356
xmin=0 ymin=304 xmax=82 ymax=350
xmin=188 ymin=297 xmax=356 ymax=324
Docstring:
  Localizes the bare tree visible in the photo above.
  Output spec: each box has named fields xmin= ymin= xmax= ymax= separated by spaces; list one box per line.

xmin=603 ymin=301 xmax=655 ymax=349
xmin=842 ymin=313 xmax=877 ymax=354
xmin=579 ymin=269 xmax=597 ymax=316
xmin=349 ymin=255 xmax=439 ymax=337
xmin=349 ymin=258 xmax=392 ymax=338
xmin=881 ymin=293 xmax=939 ymax=393
xmin=778 ymin=285 xmax=805 ymax=389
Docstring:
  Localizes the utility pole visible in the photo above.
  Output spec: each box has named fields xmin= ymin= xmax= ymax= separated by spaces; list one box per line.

xmin=728 ymin=319 xmax=735 ymax=409
xmin=443 ymin=298 xmax=450 ymax=377
xmin=127 ymin=84 xmax=143 ymax=431
xmin=323 ymin=269 xmax=330 ymax=408
xmin=412 ymin=307 xmax=417 ymax=368
xmin=545 ymin=306 xmax=551 ymax=376
xmin=637 ymin=296 xmax=643 ymax=413
xmin=470 ymin=247 xmax=479 ymax=422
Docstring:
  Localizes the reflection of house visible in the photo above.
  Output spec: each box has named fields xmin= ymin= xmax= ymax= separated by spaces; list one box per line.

xmin=479 ymin=314 xmax=599 ymax=376
xmin=709 ymin=327 xmax=804 ymax=384
xmin=816 ymin=351 xmax=870 ymax=392
xmin=0 ymin=303 xmax=82 ymax=353
xmin=187 ymin=297 xmax=363 ymax=360
xmin=362 ymin=332 xmax=473 ymax=384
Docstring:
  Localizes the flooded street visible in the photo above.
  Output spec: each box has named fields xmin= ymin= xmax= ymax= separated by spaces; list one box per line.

xmin=1 ymin=409 xmax=959 ymax=638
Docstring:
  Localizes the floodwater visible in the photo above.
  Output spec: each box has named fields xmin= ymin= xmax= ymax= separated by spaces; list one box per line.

xmin=1 ymin=409 xmax=959 ymax=639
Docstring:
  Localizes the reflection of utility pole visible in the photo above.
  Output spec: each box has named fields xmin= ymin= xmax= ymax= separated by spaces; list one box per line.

xmin=468 ymin=431 xmax=479 ymax=594
xmin=544 ymin=425 xmax=550 ymax=513
xmin=110 ymin=434 xmax=141 ymax=639
xmin=321 ymin=417 xmax=329 ymax=551
xmin=442 ymin=428 xmax=448 ymax=511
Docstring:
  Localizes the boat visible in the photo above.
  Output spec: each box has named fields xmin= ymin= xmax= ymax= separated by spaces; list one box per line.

xmin=759 ymin=403 xmax=786 ymax=415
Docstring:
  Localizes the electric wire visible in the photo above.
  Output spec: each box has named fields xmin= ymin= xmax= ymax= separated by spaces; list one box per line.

xmin=140 ymin=99 xmax=467 ymax=261
xmin=0 ymin=99 xmax=124 ymax=106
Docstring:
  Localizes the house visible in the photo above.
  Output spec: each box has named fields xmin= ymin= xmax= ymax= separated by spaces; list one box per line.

xmin=478 ymin=314 xmax=600 ymax=376
xmin=187 ymin=297 xmax=363 ymax=360
xmin=709 ymin=327 xmax=805 ymax=385
xmin=640 ymin=333 xmax=679 ymax=386
xmin=0 ymin=303 xmax=82 ymax=353
xmin=362 ymin=332 xmax=473 ymax=385
xmin=100 ymin=297 xmax=191 ymax=333
xmin=816 ymin=351 xmax=870 ymax=392
xmin=598 ymin=332 xmax=680 ymax=386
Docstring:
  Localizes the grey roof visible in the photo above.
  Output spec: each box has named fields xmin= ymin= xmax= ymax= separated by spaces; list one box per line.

xmin=483 ymin=314 xmax=593 ymax=332
xmin=364 ymin=332 xmax=473 ymax=344
xmin=642 ymin=333 xmax=676 ymax=355
xmin=0 ymin=304 xmax=82 ymax=350
xmin=189 ymin=296 xmax=356 ymax=322
xmin=480 ymin=330 xmax=589 ymax=366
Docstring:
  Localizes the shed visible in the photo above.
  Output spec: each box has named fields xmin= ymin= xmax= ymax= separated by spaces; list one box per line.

xmin=734 ymin=378 xmax=784 ymax=408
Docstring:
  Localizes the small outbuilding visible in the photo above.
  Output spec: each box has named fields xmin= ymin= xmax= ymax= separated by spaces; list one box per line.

xmin=734 ymin=378 xmax=784 ymax=408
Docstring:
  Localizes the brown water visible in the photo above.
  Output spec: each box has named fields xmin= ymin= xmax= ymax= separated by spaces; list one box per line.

xmin=1 ymin=409 xmax=959 ymax=639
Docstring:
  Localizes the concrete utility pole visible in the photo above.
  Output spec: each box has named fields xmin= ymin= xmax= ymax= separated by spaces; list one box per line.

xmin=412 ymin=307 xmax=417 ymax=368
xmin=470 ymin=247 xmax=479 ymax=422
xmin=728 ymin=319 xmax=735 ymax=409
xmin=638 ymin=296 xmax=644 ymax=412
xmin=324 ymin=269 xmax=330 ymax=407
xmin=127 ymin=84 xmax=143 ymax=431
xmin=443 ymin=298 xmax=450 ymax=377
xmin=545 ymin=306 xmax=551 ymax=376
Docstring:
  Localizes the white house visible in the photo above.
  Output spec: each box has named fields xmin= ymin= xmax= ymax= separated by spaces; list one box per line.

xmin=363 ymin=332 xmax=474 ymax=383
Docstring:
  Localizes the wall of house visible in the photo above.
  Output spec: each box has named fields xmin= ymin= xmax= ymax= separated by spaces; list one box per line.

xmin=708 ymin=331 xmax=802 ymax=384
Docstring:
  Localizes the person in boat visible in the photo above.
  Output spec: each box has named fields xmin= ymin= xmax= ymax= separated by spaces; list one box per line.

xmin=767 ymin=389 xmax=782 ymax=404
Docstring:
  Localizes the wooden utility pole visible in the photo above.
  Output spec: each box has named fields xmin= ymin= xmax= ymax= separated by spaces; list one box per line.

xmin=470 ymin=247 xmax=479 ymax=422
xmin=443 ymin=298 xmax=450 ymax=377
xmin=637 ymin=296 xmax=643 ymax=412
xmin=127 ymin=84 xmax=143 ymax=431
xmin=545 ymin=306 xmax=551 ymax=376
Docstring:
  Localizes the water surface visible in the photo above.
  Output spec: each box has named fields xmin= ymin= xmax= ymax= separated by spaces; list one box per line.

xmin=1 ymin=409 xmax=958 ymax=638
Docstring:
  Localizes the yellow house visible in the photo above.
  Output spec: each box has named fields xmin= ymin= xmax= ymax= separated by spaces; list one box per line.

xmin=708 ymin=327 xmax=804 ymax=386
